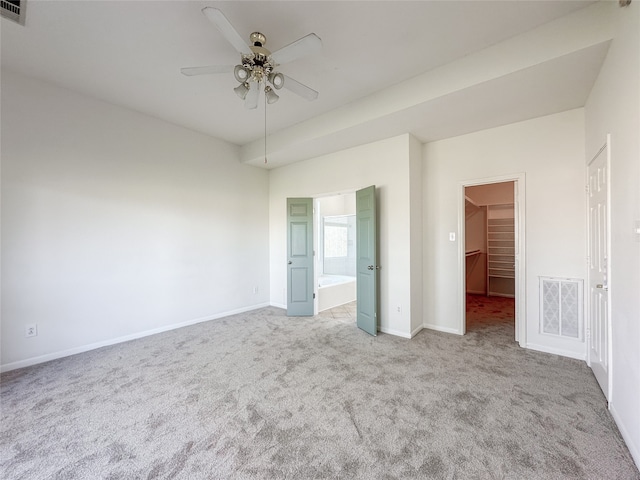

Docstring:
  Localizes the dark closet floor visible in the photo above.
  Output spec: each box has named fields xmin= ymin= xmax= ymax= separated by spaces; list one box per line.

xmin=466 ymin=293 xmax=515 ymax=333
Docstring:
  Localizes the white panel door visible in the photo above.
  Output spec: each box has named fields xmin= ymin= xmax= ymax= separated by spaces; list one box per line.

xmin=587 ymin=139 xmax=610 ymax=401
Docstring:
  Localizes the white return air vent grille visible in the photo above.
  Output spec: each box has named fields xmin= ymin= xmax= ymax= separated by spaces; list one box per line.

xmin=540 ymin=277 xmax=583 ymax=340
xmin=1 ymin=0 xmax=25 ymax=25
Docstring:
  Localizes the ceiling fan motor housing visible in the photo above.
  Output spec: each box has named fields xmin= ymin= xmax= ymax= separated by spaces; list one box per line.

xmin=235 ymin=32 xmax=279 ymax=85
xmin=250 ymin=32 xmax=266 ymax=46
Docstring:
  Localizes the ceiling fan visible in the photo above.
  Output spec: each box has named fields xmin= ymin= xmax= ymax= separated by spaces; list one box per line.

xmin=181 ymin=7 xmax=322 ymax=109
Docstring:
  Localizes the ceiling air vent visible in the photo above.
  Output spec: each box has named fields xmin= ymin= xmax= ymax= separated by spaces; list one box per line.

xmin=1 ymin=0 xmax=25 ymax=25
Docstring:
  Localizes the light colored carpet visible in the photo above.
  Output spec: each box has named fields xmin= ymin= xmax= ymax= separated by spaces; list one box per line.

xmin=1 ymin=298 xmax=638 ymax=479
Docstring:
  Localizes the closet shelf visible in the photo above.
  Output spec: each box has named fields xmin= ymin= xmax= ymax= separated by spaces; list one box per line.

xmin=487 ymin=204 xmax=515 ymax=297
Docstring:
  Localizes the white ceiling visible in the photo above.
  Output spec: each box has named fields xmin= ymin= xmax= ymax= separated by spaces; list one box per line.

xmin=2 ymin=0 xmax=609 ymax=168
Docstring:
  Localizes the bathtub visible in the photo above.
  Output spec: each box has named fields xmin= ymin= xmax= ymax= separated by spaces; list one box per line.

xmin=318 ymin=274 xmax=356 ymax=312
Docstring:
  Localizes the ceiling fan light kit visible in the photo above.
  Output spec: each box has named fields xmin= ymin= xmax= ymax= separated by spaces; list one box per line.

xmin=181 ymin=7 xmax=321 ymax=109
xmin=269 ymin=72 xmax=284 ymax=90
xmin=265 ymin=86 xmax=280 ymax=105
xmin=233 ymin=65 xmax=250 ymax=82
xmin=233 ymin=82 xmax=250 ymax=100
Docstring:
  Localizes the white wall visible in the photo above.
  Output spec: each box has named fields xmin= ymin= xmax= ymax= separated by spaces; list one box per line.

xmin=585 ymin=1 xmax=640 ymax=467
xmin=269 ymin=134 xmax=421 ymax=338
xmin=316 ymin=194 xmax=355 ymax=218
xmin=423 ymin=109 xmax=587 ymax=358
xmin=1 ymin=71 xmax=270 ymax=370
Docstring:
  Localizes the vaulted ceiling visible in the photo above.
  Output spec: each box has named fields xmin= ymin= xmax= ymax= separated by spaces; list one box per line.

xmin=1 ymin=1 xmax=611 ymax=168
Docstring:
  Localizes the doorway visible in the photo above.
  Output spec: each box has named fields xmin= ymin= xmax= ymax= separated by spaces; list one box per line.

xmin=287 ymin=186 xmax=379 ymax=336
xmin=315 ymin=193 xmax=357 ymax=314
xmin=459 ymin=175 xmax=525 ymax=345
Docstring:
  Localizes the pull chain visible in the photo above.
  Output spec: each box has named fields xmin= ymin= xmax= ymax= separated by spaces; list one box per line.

xmin=264 ymin=86 xmax=268 ymax=164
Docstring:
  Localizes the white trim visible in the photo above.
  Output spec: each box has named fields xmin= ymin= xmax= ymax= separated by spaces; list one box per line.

xmin=610 ymin=403 xmax=640 ymax=469
xmin=0 ymin=303 xmax=270 ymax=373
xmin=410 ymin=325 xmax=424 ymax=338
xmin=380 ymin=327 xmax=411 ymax=338
xmin=605 ymin=135 xmax=612 ymax=404
xmin=270 ymin=302 xmax=287 ymax=310
xmin=458 ymin=173 xmax=526 ymax=346
xmin=525 ymin=342 xmax=586 ymax=361
xmin=423 ymin=323 xmax=462 ymax=335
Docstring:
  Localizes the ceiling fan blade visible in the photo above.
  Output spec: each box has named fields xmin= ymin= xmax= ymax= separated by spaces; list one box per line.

xmin=245 ymin=81 xmax=259 ymax=109
xmin=202 ymin=7 xmax=249 ymax=55
xmin=282 ymin=75 xmax=319 ymax=101
xmin=180 ymin=65 xmax=233 ymax=76
xmin=270 ymin=33 xmax=322 ymax=65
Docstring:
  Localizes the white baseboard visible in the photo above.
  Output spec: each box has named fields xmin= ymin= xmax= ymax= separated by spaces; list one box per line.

xmin=270 ymin=302 xmax=286 ymax=310
xmin=610 ymin=403 xmax=640 ymax=470
xmin=423 ymin=323 xmax=463 ymax=335
xmin=410 ymin=325 xmax=424 ymax=338
xmin=379 ymin=327 xmax=411 ymax=339
xmin=525 ymin=342 xmax=586 ymax=361
xmin=0 ymin=302 xmax=271 ymax=373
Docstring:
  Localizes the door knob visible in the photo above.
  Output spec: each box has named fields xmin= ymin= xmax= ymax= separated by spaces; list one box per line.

xmin=596 ymin=284 xmax=608 ymax=291
xmin=367 ymin=265 xmax=374 ymax=270
xmin=288 ymin=261 xmax=292 ymax=265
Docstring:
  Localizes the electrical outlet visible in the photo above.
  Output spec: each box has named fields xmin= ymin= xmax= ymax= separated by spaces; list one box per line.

xmin=397 ymin=305 xmax=401 ymax=313
xmin=25 ymin=324 xmax=37 ymax=337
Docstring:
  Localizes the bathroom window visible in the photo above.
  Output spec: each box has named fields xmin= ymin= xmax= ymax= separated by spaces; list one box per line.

xmin=324 ymin=216 xmax=349 ymax=258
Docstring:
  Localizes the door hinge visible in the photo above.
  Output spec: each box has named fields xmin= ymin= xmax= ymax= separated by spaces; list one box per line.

xmin=585 ymin=184 xmax=590 ymax=194
xmin=313 ymin=293 xmax=316 ymax=299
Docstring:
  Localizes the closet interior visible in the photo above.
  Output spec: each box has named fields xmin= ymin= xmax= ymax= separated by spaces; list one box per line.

xmin=465 ymin=181 xmax=516 ymax=328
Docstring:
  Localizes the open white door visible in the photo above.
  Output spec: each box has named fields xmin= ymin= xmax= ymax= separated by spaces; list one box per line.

xmin=287 ymin=198 xmax=314 ymax=316
xmin=356 ymin=186 xmax=378 ymax=335
xmin=587 ymin=138 xmax=611 ymax=401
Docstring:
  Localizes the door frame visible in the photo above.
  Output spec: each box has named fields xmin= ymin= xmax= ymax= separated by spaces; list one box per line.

xmin=586 ymin=135 xmax=612 ymax=404
xmin=457 ymin=173 xmax=526 ymax=346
